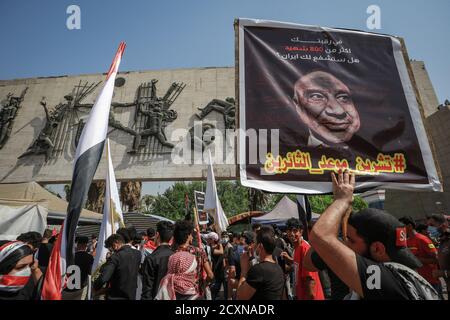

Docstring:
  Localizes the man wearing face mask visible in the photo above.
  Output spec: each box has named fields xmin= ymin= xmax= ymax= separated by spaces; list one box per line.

xmin=236 ymin=226 xmax=284 ymax=300
xmin=93 ymin=234 xmax=142 ymax=300
xmin=0 ymin=240 xmax=43 ymax=300
xmin=227 ymin=233 xmax=247 ymax=299
xmin=203 ymin=232 xmax=224 ymax=300
xmin=398 ymin=216 xmax=440 ymax=295
xmin=221 ymin=232 xmax=233 ymax=300
xmin=427 ymin=214 xmax=450 ymax=295
xmin=292 ymin=71 xmax=360 ymax=148
xmin=428 ymin=214 xmax=449 ymax=242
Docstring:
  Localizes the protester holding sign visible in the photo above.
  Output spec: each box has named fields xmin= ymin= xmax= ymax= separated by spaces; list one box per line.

xmin=309 ymin=170 xmax=440 ymax=300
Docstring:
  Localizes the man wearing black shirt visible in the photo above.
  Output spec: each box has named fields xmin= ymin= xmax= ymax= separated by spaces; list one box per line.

xmin=304 ymin=248 xmax=349 ymax=299
xmin=37 ymin=229 xmax=53 ymax=274
xmin=236 ymin=226 xmax=284 ymax=300
xmin=93 ymin=234 xmax=142 ymax=300
xmin=62 ymin=236 xmax=93 ymax=300
xmin=141 ymin=221 xmax=174 ymax=300
xmin=309 ymin=170 xmax=439 ymax=300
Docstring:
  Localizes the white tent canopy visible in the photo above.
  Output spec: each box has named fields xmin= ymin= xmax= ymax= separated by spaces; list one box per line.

xmin=0 ymin=182 xmax=102 ymax=224
xmin=0 ymin=198 xmax=48 ymax=240
xmin=251 ymin=196 xmax=320 ymax=226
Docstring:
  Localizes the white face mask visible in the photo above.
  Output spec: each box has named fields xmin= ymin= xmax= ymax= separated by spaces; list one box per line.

xmin=11 ymin=266 xmax=31 ymax=278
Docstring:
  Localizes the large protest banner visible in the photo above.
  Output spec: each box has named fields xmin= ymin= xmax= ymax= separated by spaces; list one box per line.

xmin=236 ymin=18 xmax=441 ymax=194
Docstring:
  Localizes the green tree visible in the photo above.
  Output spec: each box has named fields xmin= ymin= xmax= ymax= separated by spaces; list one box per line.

xmin=144 ymin=181 xmax=250 ymax=220
xmin=143 ymin=181 xmax=368 ymax=221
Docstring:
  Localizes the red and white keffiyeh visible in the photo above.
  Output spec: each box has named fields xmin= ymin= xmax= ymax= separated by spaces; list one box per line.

xmin=155 ymin=251 xmax=199 ymax=300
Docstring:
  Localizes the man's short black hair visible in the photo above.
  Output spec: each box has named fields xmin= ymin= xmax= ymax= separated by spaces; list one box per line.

xmin=286 ymin=218 xmax=303 ymax=230
xmin=399 ymin=216 xmax=416 ymax=229
xmin=75 ymin=236 xmax=89 ymax=245
xmin=348 ymin=208 xmax=422 ymax=269
xmin=91 ymin=234 xmax=97 ymax=239
xmin=251 ymin=223 xmax=262 ymax=231
xmin=256 ymin=226 xmax=276 ymax=254
xmin=240 ymin=231 xmax=254 ymax=245
xmin=416 ymin=223 xmax=428 ymax=234
xmin=430 ymin=214 xmax=446 ymax=225
xmin=127 ymin=226 xmax=138 ymax=242
xmin=17 ymin=231 xmax=42 ymax=249
xmin=232 ymin=232 xmax=240 ymax=239
xmin=105 ymin=234 xmax=124 ymax=249
xmin=116 ymin=228 xmax=131 ymax=243
xmin=146 ymin=227 xmax=156 ymax=238
xmin=157 ymin=221 xmax=174 ymax=243
xmin=173 ymin=220 xmax=194 ymax=245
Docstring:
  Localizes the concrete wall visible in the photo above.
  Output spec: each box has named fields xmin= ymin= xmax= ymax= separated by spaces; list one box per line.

xmin=384 ymin=62 xmax=448 ymax=220
xmin=0 ymin=67 xmax=236 ymax=183
xmin=410 ymin=61 xmax=440 ymax=118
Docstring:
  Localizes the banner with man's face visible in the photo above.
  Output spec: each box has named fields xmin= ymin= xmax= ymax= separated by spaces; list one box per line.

xmin=237 ymin=19 xmax=441 ymax=194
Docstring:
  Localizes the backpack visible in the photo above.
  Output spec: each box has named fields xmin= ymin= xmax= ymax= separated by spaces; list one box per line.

xmin=383 ymin=262 xmax=440 ymax=300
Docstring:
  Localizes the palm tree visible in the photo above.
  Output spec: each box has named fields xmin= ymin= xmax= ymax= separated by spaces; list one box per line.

xmin=248 ymin=188 xmax=270 ymax=211
xmin=86 ymin=181 xmax=106 ymax=213
xmin=140 ymin=194 xmax=155 ymax=213
xmin=120 ymin=181 xmax=142 ymax=212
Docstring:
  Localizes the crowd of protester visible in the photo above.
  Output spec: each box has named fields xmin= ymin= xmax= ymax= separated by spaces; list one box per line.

xmin=1 ymin=171 xmax=449 ymax=300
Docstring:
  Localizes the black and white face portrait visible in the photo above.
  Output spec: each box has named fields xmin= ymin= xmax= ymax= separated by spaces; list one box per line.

xmin=293 ymin=71 xmax=360 ymax=145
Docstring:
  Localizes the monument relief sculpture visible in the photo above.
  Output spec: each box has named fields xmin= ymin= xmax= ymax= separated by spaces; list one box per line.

xmin=129 ymin=79 xmax=185 ymax=154
xmin=196 ymin=97 xmax=236 ymax=130
xmin=0 ymin=87 xmax=28 ymax=149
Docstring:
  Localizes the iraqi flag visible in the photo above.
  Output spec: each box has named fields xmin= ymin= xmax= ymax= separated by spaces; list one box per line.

xmin=41 ymin=42 xmax=126 ymax=300
xmin=91 ymin=139 xmax=124 ymax=277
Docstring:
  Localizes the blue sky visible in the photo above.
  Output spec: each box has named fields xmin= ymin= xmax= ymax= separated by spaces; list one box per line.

xmin=2 ymin=0 xmax=449 ymax=196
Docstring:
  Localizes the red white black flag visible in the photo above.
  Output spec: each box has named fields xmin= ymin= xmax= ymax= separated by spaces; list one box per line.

xmin=41 ymin=42 xmax=126 ymax=300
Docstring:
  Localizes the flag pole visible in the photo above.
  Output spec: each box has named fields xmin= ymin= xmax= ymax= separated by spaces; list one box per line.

xmin=106 ymin=139 xmax=115 ymax=235
xmin=193 ymin=206 xmax=202 ymax=248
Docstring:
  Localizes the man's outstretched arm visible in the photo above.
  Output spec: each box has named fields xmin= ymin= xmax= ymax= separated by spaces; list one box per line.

xmin=309 ymin=170 xmax=364 ymax=297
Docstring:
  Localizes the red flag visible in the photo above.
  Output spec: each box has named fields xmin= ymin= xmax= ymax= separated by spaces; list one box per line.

xmin=41 ymin=224 xmax=64 ymax=300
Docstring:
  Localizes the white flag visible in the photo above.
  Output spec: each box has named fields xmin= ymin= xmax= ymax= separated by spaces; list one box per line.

xmin=91 ymin=139 xmax=124 ymax=275
xmin=204 ymin=150 xmax=229 ymax=233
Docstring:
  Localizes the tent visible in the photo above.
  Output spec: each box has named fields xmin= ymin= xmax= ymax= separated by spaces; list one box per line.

xmin=0 ymin=182 xmax=102 ymax=225
xmin=75 ymin=212 xmax=174 ymax=238
xmin=251 ymin=196 xmax=320 ymax=227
